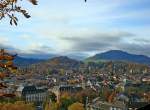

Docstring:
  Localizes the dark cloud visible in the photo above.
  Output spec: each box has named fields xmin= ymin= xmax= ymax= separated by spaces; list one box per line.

xmin=61 ymin=31 xmax=150 ymax=57
xmin=30 ymin=45 xmax=53 ymax=54
xmin=118 ymin=43 xmax=150 ymax=57
xmin=0 ymin=43 xmax=55 ymax=59
xmin=19 ymin=45 xmax=55 ymax=59
xmin=62 ymin=31 xmax=135 ymax=52
xmin=1 ymin=30 xmax=150 ymax=59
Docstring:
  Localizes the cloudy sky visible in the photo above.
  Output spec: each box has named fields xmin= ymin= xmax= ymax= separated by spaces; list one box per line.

xmin=0 ymin=0 xmax=150 ymax=59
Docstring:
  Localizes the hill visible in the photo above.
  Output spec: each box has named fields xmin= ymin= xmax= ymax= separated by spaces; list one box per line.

xmin=86 ymin=50 xmax=150 ymax=65
xmin=18 ymin=55 xmax=150 ymax=75
xmin=21 ymin=56 xmax=83 ymax=74
xmin=14 ymin=56 xmax=44 ymax=67
xmin=46 ymin=56 xmax=82 ymax=69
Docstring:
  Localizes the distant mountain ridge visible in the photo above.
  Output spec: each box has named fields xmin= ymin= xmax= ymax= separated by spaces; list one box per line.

xmin=19 ymin=54 xmax=150 ymax=75
xmin=19 ymin=56 xmax=83 ymax=74
xmin=14 ymin=50 xmax=150 ymax=67
xmin=14 ymin=56 xmax=45 ymax=67
xmin=86 ymin=50 xmax=150 ymax=65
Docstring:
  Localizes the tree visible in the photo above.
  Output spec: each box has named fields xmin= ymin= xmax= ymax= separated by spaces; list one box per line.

xmin=0 ymin=49 xmax=18 ymax=98
xmin=0 ymin=101 xmax=35 ymax=110
xmin=74 ymin=89 xmax=97 ymax=104
xmin=60 ymin=98 xmax=75 ymax=110
xmin=49 ymin=92 xmax=57 ymax=102
xmin=45 ymin=102 xmax=60 ymax=110
xmin=0 ymin=0 xmax=37 ymax=25
xmin=60 ymin=92 xmax=76 ymax=110
xmin=68 ymin=102 xmax=84 ymax=110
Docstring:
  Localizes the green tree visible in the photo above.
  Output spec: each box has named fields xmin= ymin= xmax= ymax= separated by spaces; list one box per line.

xmin=68 ymin=102 xmax=84 ymax=110
xmin=45 ymin=102 xmax=59 ymax=110
xmin=60 ymin=98 xmax=75 ymax=110
xmin=49 ymin=92 xmax=57 ymax=102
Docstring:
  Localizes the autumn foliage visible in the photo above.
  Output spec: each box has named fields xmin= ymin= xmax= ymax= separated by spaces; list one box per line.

xmin=0 ymin=0 xmax=37 ymax=25
xmin=68 ymin=102 xmax=84 ymax=110
xmin=0 ymin=101 xmax=35 ymax=110
xmin=0 ymin=49 xmax=17 ymax=98
xmin=0 ymin=49 xmax=17 ymax=73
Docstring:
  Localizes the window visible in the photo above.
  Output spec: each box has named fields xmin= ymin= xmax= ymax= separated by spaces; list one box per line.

xmin=110 ymin=107 xmax=116 ymax=110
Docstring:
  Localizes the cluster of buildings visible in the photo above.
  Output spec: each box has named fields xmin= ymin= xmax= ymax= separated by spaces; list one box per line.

xmin=0 ymin=65 xmax=150 ymax=110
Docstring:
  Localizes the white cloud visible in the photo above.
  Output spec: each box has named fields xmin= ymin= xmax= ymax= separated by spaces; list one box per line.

xmin=0 ymin=0 xmax=150 ymax=57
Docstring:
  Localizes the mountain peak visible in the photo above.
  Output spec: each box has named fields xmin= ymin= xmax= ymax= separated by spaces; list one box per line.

xmin=103 ymin=50 xmax=128 ymax=53
xmin=98 ymin=50 xmax=129 ymax=56
xmin=87 ymin=50 xmax=150 ymax=65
